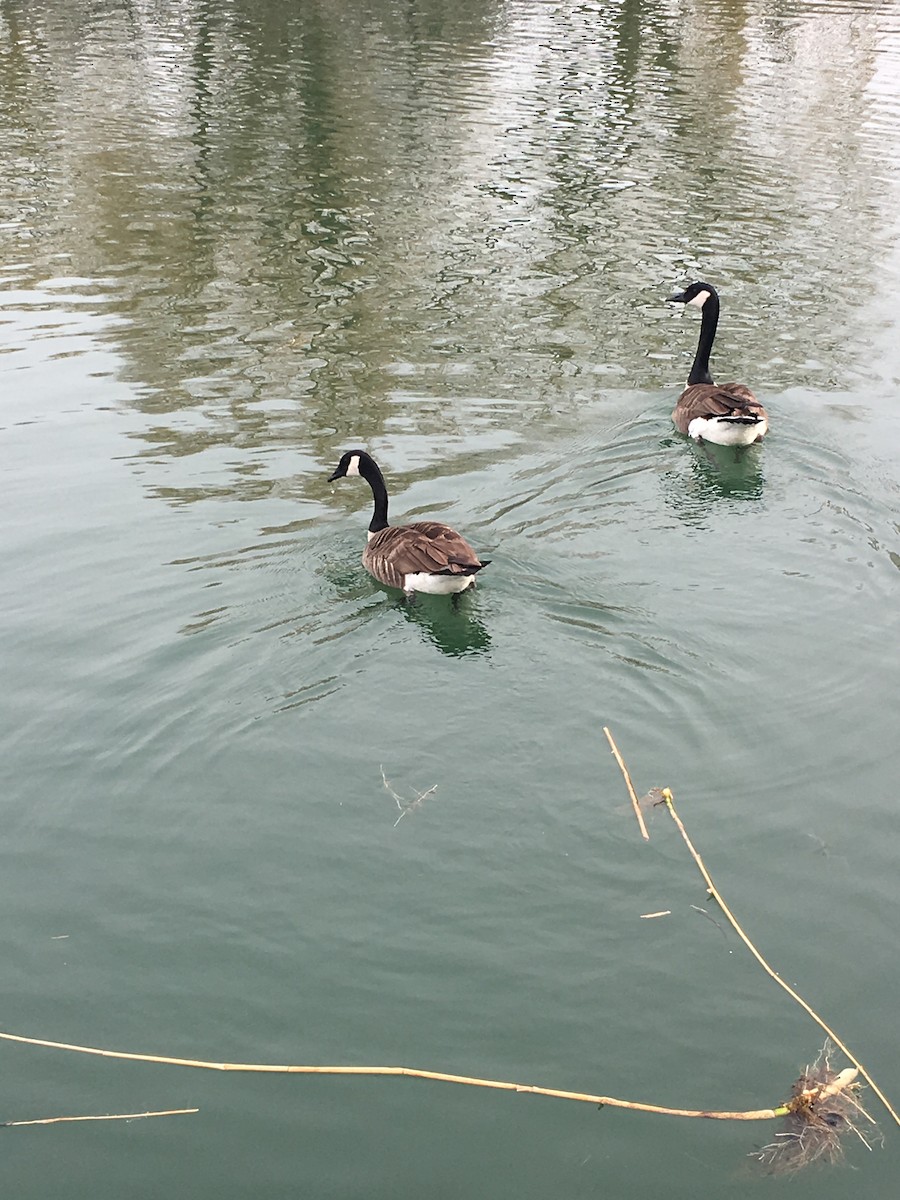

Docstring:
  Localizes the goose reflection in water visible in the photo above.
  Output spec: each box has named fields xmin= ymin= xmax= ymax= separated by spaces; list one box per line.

xmin=661 ymin=437 xmax=766 ymax=525
xmin=319 ymin=566 xmax=492 ymax=658
xmin=397 ymin=591 xmax=492 ymax=658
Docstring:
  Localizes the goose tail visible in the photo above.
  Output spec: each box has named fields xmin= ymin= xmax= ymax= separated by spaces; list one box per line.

xmin=436 ymin=560 xmax=490 ymax=577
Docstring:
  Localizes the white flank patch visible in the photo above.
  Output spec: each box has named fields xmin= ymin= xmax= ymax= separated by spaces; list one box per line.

xmin=403 ymin=572 xmax=475 ymax=595
xmin=688 ymin=416 xmax=766 ymax=446
xmin=687 ymin=289 xmax=711 ymax=309
xmin=346 ymin=454 xmax=361 ymax=476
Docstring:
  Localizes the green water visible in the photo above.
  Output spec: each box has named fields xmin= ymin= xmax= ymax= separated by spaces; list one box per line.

xmin=2 ymin=1 xmax=899 ymax=1195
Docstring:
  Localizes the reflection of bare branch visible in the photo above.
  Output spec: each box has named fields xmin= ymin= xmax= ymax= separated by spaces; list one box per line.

xmin=690 ymin=904 xmax=728 ymax=938
xmin=381 ymin=766 xmax=438 ymax=827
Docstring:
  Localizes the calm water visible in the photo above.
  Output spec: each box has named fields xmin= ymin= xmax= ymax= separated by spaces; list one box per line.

xmin=1 ymin=0 xmax=899 ymax=1195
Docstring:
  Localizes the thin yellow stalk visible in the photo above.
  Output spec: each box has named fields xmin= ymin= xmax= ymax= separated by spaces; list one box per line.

xmin=657 ymin=785 xmax=900 ymax=1129
xmin=2 ymin=1107 xmax=197 ymax=1128
xmin=0 ymin=1030 xmax=784 ymax=1122
xmin=603 ymin=726 xmax=649 ymax=841
xmin=600 ymin=724 xmax=898 ymax=1132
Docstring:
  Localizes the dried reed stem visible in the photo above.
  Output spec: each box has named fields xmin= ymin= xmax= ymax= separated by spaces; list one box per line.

xmin=602 ymin=726 xmax=649 ymax=841
xmin=656 ymin=785 xmax=899 ymax=1128
xmin=0 ymin=1030 xmax=785 ymax=1122
xmin=600 ymin=726 xmax=899 ymax=1130
xmin=1 ymin=1107 xmax=198 ymax=1127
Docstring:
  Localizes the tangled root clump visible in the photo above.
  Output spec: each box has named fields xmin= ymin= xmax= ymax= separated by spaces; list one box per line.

xmin=753 ymin=1043 xmax=882 ymax=1174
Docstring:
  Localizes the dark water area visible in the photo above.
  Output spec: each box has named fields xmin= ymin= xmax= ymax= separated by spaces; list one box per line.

xmin=1 ymin=1 xmax=899 ymax=1196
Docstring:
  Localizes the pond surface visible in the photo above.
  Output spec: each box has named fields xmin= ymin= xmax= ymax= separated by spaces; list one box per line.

xmin=1 ymin=0 xmax=899 ymax=1195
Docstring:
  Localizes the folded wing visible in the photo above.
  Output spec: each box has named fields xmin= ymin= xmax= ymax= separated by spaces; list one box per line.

xmin=364 ymin=522 xmax=488 ymax=589
xmin=672 ymin=382 xmax=766 ymax=433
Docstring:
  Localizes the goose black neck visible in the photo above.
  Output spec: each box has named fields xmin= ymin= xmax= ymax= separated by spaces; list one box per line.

xmin=688 ymin=291 xmax=719 ymax=386
xmin=359 ymin=454 xmax=390 ymax=533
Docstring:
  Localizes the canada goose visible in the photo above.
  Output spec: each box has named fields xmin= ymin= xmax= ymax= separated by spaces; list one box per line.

xmin=328 ymin=450 xmax=490 ymax=596
xmin=667 ymin=281 xmax=768 ymax=446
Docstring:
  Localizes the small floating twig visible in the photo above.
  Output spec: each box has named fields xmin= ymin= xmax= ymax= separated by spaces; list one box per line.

xmin=1 ymin=1107 xmax=198 ymax=1128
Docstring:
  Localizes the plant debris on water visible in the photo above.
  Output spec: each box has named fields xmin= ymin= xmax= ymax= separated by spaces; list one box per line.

xmin=753 ymin=1042 xmax=882 ymax=1174
xmin=381 ymin=766 xmax=438 ymax=826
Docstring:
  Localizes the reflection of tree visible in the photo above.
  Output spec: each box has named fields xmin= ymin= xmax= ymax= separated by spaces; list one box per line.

xmin=0 ymin=0 xmax=895 ymax=506
xmin=0 ymin=0 xmax=57 ymax=241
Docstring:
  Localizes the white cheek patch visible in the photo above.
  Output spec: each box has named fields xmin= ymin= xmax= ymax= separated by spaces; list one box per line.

xmin=346 ymin=455 xmax=361 ymax=477
xmin=687 ymin=290 xmax=711 ymax=309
